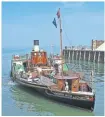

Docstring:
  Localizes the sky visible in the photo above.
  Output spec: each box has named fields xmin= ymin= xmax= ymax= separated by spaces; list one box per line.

xmin=2 ymin=2 xmax=104 ymax=49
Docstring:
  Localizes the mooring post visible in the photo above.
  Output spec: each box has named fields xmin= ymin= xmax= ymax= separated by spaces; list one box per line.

xmin=69 ymin=50 xmax=70 ymax=58
xmin=72 ymin=50 xmax=74 ymax=61
xmin=77 ymin=51 xmax=79 ymax=63
xmin=79 ymin=51 xmax=81 ymax=61
xmin=84 ymin=51 xmax=86 ymax=61
xmin=94 ymin=51 xmax=96 ymax=63
xmin=98 ymin=51 xmax=100 ymax=63
xmin=91 ymin=70 xmax=95 ymax=93
xmin=69 ymin=50 xmax=71 ymax=63
xmin=76 ymin=51 xmax=78 ymax=61
xmin=88 ymin=51 xmax=90 ymax=62
xmin=71 ymin=51 xmax=72 ymax=61
xmin=97 ymin=62 xmax=100 ymax=74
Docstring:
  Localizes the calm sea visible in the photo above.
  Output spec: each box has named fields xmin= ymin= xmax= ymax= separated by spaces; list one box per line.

xmin=2 ymin=48 xmax=104 ymax=116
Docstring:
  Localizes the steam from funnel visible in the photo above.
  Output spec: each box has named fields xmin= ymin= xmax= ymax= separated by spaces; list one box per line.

xmin=33 ymin=40 xmax=39 ymax=51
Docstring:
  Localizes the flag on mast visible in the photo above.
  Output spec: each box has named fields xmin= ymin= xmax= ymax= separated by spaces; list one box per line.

xmin=56 ymin=8 xmax=60 ymax=18
xmin=52 ymin=18 xmax=57 ymax=28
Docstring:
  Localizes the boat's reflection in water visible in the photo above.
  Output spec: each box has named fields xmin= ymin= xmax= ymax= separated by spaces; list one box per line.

xmin=10 ymin=84 xmax=94 ymax=116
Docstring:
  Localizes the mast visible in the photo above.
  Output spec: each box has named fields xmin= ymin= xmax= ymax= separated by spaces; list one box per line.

xmin=58 ymin=8 xmax=63 ymax=76
xmin=59 ymin=8 xmax=63 ymax=58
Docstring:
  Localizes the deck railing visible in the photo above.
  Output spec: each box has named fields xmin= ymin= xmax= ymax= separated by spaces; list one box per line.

xmin=12 ymin=54 xmax=31 ymax=61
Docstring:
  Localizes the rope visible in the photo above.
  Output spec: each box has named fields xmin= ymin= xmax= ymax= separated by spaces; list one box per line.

xmin=61 ymin=15 xmax=72 ymax=46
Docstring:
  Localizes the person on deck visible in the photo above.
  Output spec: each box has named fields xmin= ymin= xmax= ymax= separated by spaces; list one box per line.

xmin=37 ymin=65 xmax=42 ymax=77
xmin=54 ymin=64 xmax=59 ymax=74
xmin=65 ymin=80 xmax=69 ymax=92
xmin=58 ymin=64 xmax=62 ymax=75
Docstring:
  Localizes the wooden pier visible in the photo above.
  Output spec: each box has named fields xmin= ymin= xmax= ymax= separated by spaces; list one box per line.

xmin=63 ymin=49 xmax=104 ymax=63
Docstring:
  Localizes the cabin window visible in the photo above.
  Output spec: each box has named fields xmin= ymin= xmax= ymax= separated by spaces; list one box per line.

xmin=79 ymin=84 xmax=88 ymax=92
xmin=67 ymin=79 xmax=72 ymax=91
xmin=13 ymin=63 xmax=16 ymax=66
xmin=38 ymin=53 xmax=41 ymax=56
xmin=41 ymin=53 xmax=44 ymax=56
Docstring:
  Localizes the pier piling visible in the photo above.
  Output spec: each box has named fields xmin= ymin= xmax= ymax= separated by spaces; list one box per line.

xmin=63 ymin=48 xmax=104 ymax=63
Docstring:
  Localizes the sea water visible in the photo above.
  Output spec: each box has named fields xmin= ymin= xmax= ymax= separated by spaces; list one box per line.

xmin=2 ymin=48 xmax=104 ymax=116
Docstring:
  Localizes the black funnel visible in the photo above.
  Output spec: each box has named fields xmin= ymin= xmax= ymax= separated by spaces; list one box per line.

xmin=34 ymin=40 xmax=39 ymax=45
